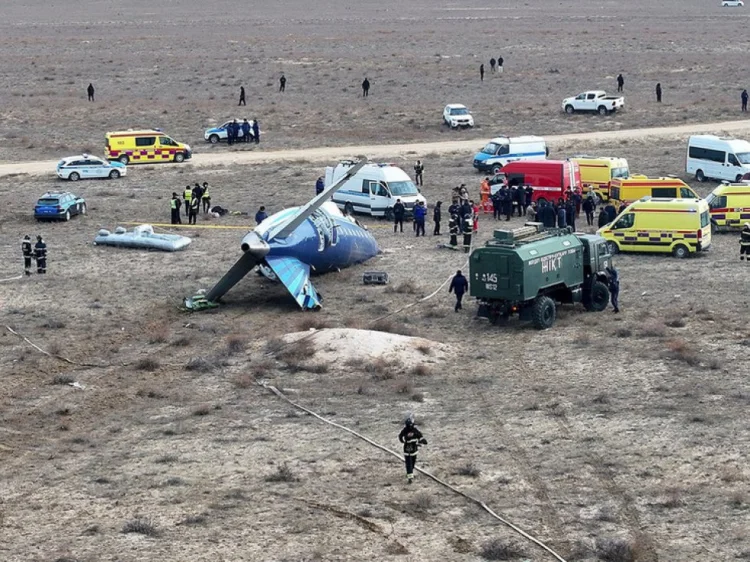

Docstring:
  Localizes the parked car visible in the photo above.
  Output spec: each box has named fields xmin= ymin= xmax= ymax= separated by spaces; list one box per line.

xmin=443 ymin=104 xmax=474 ymax=128
xmin=204 ymin=119 xmax=256 ymax=144
xmin=722 ymin=0 xmax=743 ymax=6
xmin=562 ymin=91 xmax=624 ymax=115
xmin=56 ymin=154 xmax=126 ymax=181
xmin=34 ymin=192 xmax=86 ymax=221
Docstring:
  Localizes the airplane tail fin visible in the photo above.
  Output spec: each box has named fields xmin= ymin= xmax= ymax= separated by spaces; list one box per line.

xmin=264 ymin=255 xmax=321 ymax=310
xmin=266 ymin=158 xmax=368 ymax=242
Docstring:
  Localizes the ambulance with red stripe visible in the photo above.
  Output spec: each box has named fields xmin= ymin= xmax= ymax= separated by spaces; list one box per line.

xmin=597 ymin=197 xmax=711 ymax=259
xmin=609 ymin=176 xmax=698 ymax=205
xmin=706 ymin=183 xmax=750 ymax=232
xmin=105 ymin=130 xmax=192 ymax=165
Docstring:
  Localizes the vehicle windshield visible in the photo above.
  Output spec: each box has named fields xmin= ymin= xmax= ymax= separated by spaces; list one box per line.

xmin=37 ymin=198 xmax=59 ymax=206
xmin=611 ymin=167 xmax=629 ymax=179
xmin=700 ymin=211 xmax=709 ymax=228
xmin=388 ymin=181 xmax=419 ymax=196
xmin=482 ymin=142 xmax=501 ymax=155
xmin=450 ymin=107 xmax=469 ymax=116
xmin=735 ymin=152 xmax=750 ymax=164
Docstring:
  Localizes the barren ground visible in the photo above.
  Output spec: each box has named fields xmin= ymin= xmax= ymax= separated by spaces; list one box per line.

xmin=2 ymin=2 xmax=750 ymax=562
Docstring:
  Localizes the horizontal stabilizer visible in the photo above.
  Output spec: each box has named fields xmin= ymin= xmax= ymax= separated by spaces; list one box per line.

xmin=265 ymin=255 xmax=321 ymax=310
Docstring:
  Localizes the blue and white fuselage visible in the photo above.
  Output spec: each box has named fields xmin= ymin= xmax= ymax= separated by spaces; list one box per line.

xmin=201 ymin=159 xmax=378 ymax=310
xmin=252 ymin=201 xmax=378 ymax=274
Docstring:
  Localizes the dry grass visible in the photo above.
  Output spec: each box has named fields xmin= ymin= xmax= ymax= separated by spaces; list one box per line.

xmin=394 ymin=378 xmax=414 ymax=394
xmin=364 ymin=357 xmax=403 ymax=381
xmin=265 ymin=463 xmax=297 ymax=483
xmin=479 ymin=538 xmax=526 ymax=560
xmin=52 ymin=374 xmax=75 ymax=385
xmin=370 ymin=318 xmax=415 ymax=336
xmin=406 ymin=492 xmax=433 ymax=513
xmin=388 ymin=280 xmax=421 ymax=294
xmin=192 ymin=404 xmax=211 ymax=416
xmin=454 ymin=463 xmax=481 ymax=478
xmin=225 ymin=334 xmax=247 ymax=355
xmin=411 ymin=364 xmax=432 ymax=377
xmin=134 ymin=357 xmax=160 ymax=372
xmin=146 ymin=321 xmax=170 ymax=344
xmin=121 ymin=517 xmax=158 ymax=537
xmin=185 ymin=357 xmax=214 ymax=372
xmin=296 ymin=317 xmax=333 ymax=331
xmin=274 ymin=337 xmax=315 ymax=363
xmin=595 ymin=537 xmax=645 ymax=562
xmin=663 ymin=338 xmax=700 ymax=367
xmin=639 ymin=322 xmax=667 ymax=338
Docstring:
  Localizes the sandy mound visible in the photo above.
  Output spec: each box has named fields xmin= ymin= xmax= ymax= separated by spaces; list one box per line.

xmin=282 ymin=328 xmax=452 ymax=367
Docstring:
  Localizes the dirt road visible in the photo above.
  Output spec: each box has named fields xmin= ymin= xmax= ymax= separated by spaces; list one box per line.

xmin=3 ymin=119 xmax=750 ymax=178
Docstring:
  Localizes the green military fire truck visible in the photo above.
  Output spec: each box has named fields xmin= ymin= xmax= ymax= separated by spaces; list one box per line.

xmin=469 ymin=224 xmax=614 ymax=329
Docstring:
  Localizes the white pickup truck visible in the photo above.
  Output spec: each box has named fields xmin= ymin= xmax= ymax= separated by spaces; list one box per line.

xmin=562 ymin=91 xmax=624 ymax=115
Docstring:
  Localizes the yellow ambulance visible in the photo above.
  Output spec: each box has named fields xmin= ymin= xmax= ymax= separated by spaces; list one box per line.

xmin=105 ymin=130 xmax=192 ymax=164
xmin=597 ymin=197 xmax=711 ymax=258
xmin=706 ymin=183 xmax=750 ymax=232
xmin=569 ymin=156 xmax=629 ymax=201
xmin=609 ymin=176 xmax=699 ymax=205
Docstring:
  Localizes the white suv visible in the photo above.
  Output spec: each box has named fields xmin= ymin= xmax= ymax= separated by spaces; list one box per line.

xmin=723 ymin=0 xmax=744 ymax=6
xmin=443 ymin=104 xmax=474 ymax=128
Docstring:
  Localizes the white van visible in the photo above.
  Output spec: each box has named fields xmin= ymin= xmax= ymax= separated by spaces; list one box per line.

xmin=686 ymin=135 xmax=750 ymax=182
xmin=473 ymin=135 xmax=547 ymax=175
xmin=328 ymin=161 xmax=427 ymax=219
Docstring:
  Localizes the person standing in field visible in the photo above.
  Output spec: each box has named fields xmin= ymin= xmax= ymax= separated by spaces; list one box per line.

xmin=21 ymin=235 xmax=33 ymax=276
xmin=87 ymin=83 xmax=95 ymax=102
xmin=398 ymin=417 xmax=427 ymax=484
xmin=480 ymin=63 xmax=485 ymax=81
xmin=362 ymin=78 xmax=370 ymax=97
xmin=742 ymin=89 xmax=748 ymax=112
xmin=497 ymin=56 xmax=504 ymax=73
xmin=656 ymin=83 xmax=662 ymax=103
xmin=616 ymin=74 xmax=624 ymax=93
xmin=414 ymin=160 xmax=424 ymax=186
xmin=238 ymin=86 xmax=246 ymax=106
xmin=279 ymin=74 xmax=286 ymax=92
xmin=490 ymin=58 xmax=496 ymax=72
xmin=170 ymin=192 xmax=182 ymax=225
xmin=449 ymin=269 xmax=469 ymax=311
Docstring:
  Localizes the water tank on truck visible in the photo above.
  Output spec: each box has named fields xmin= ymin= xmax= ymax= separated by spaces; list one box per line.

xmin=469 ymin=223 xmax=614 ymax=329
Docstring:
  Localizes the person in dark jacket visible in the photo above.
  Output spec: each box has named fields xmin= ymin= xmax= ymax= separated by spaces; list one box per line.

xmin=598 ymin=208 xmax=610 ymax=228
xmin=491 ymin=190 xmax=502 ymax=220
xmin=433 ymin=201 xmax=442 ymax=235
xmin=557 ymin=204 xmax=567 ymax=228
xmin=500 ymin=186 xmax=512 ymax=221
xmin=170 ymin=192 xmax=182 ymax=225
xmin=740 ymin=222 xmax=750 ymax=260
xmin=252 ymin=120 xmax=260 ymax=144
xmin=607 ymin=266 xmax=620 ymax=313
xmin=618 ymin=202 xmax=628 ymax=217
xmin=279 ymin=74 xmax=286 ymax=92
xmin=616 ymin=73 xmax=624 ymax=92
xmin=315 ymin=176 xmax=324 ymax=195
xmin=227 ymin=120 xmax=236 ymax=145
xmin=462 ymin=212 xmax=473 ymax=252
xmin=573 ymin=190 xmax=582 ymax=217
xmin=582 ymin=196 xmax=595 ymax=226
xmin=604 ymin=202 xmax=617 ymax=223
xmin=460 ymin=199 xmax=473 ymax=222
xmin=524 ymin=185 xmax=534 ymax=214
xmin=480 ymin=63 xmax=485 ymax=81
xmin=398 ymin=417 xmax=427 ymax=483
xmin=393 ymin=199 xmax=405 ymax=232
xmin=238 ymin=86 xmax=246 ymax=106
xmin=414 ymin=160 xmax=424 ymax=186
xmin=497 ymin=56 xmax=504 ymax=73
xmin=742 ymin=89 xmax=748 ymax=112
xmin=362 ymin=78 xmax=370 ymax=97
xmin=449 ymin=269 xmax=469 ymax=311
xmin=448 ymin=213 xmax=459 ymax=247
xmin=87 ymin=83 xmax=95 ymax=102
xmin=414 ymin=201 xmax=427 ymax=237
xmin=656 ymin=82 xmax=662 ymax=103
xmin=34 ymin=235 xmax=47 ymax=274
xmin=490 ymin=57 xmax=496 ymax=72
xmin=21 ymin=235 xmax=33 ymax=275
xmin=539 ymin=201 xmax=556 ymax=228
xmin=241 ymin=119 xmax=251 ymax=143
xmin=565 ymin=199 xmax=576 ymax=231
xmin=255 ymin=206 xmax=268 ymax=225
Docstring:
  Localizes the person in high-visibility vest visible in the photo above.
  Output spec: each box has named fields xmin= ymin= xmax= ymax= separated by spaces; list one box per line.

xmin=201 ymin=182 xmax=211 ymax=213
xmin=170 ymin=192 xmax=182 ymax=225
xmin=480 ymin=177 xmax=491 ymax=213
xmin=182 ymin=185 xmax=192 ymax=218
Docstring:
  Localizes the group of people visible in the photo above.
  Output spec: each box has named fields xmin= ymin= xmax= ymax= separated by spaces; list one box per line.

xmin=479 ymin=56 xmax=504 ymax=80
xmin=391 ymin=200 xmax=432 ymax=237
xmin=21 ymin=235 xmax=47 ymax=275
xmin=224 ymin=118 xmax=260 ymax=145
xmin=486 ymin=180 xmax=535 ymax=222
xmin=170 ymin=182 xmax=212 ymax=225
